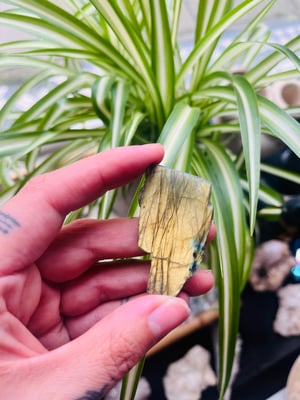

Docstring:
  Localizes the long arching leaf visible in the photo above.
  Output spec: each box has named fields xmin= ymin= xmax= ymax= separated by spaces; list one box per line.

xmin=192 ymin=140 xmax=251 ymax=397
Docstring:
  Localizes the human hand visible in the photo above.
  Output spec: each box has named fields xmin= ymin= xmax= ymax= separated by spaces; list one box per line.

xmin=0 ymin=144 xmax=214 ymax=400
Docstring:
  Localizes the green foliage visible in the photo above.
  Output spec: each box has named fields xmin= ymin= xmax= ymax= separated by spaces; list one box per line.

xmin=1 ymin=0 xmax=300 ymax=398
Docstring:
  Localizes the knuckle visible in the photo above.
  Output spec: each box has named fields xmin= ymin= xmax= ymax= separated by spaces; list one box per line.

xmin=104 ymin=331 xmax=141 ymax=379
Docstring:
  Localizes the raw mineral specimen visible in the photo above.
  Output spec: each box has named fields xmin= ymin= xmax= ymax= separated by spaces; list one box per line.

xmin=163 ymin=345 xmax=217 ymax=400
xmin=249 ymin=240 xmax=294 ymax=291
xmin=274 ymin=284 xmax=300 ymax=336
xmin=139 ymin=165 xmax=213 ymax=296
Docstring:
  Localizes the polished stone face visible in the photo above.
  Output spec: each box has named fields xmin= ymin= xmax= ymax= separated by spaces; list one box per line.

xmin=138 ymin=164 xmax=213 ymax=296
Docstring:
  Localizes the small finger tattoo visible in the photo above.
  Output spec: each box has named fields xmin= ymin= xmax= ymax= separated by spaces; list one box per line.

xmin=74 ymin=385 xmax=108 ymax=400
xmin=0 ymin=211 xmax=21 ymax=235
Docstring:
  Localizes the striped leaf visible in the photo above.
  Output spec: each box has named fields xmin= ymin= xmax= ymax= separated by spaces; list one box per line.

xmin=246 ymin=35 xmax=300 ymax=85
xmin=92 ymin=76 xmax=116 ymax=124
xmin=192 ymin=140 xmax=251 ymax=397
xmin=260 ymin=163 xmax=300 ymax=186
xmin=158 ymin=102 xmax=201 ymax=167
xmin=177 ymin=0 xmax=269 ymax=89
xmin=88 ymin=0 xmax=164 ymax=127
xmin=240 ymin=178 xmax=283 ymax=208
xmin=193 ymin=86 xmax=300 ymax=158
xmin=231 ymin=74 xmax=261 ymax=233
xmin=258 ymin=95 xmax=300 ymax=157
xmin=12 ymin=74 xmax=96 ymax=126
xmin=191 ymin=0 xmax=231 ymax=86
xmin=150 ymin=0 xmax=175 ymax=117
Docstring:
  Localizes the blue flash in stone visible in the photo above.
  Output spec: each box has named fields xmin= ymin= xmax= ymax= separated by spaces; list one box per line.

xmin=190 ymin=238 xmax=206 ymax=273
xmin=291 ymin=248 xmax=300 ymax=282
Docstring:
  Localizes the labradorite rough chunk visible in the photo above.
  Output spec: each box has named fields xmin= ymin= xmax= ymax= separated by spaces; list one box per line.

xmin=138 ymin=164 xmax=213 ymax=296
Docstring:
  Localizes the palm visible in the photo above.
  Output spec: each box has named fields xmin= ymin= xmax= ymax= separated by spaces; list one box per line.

xmin=26 ymin=265 xmax=69 ymax=350
xmin=4 ymin=217 xmax=149 ymax=356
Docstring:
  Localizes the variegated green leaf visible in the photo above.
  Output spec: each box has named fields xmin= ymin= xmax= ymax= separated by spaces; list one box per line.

xmin=191 ymin=0 xmax=231 ymax=86
xmin=258 ymin=207 xmax=282 ymax=219
xmin=258 ymin=95 xmax=300 ymax=157
xmin=240 ymin=178 xmax=283 ymax=208
xmin=192 ymin=139 xmax=251 ymax=397
xmin=12 ymin=74 xmax=96 ymax=126
xmin=150 ymin=0 xmax=174 ymax=117
xmin=261 ymin=163 xmax=300 ymax=186
xmin=96 ymin=78 xmax=131 ymax=219
xmin=158 ymin=102 xmax=200 ymax=167
xmin=92 ymin=76 xmax=116 ymax=124
xmin=88 ymin=0 xmax=164 ymax=127
xmin=193 ymin=86 xmax=300 ymax=158
xmin=110 ymin=79 xmax=130 ymax=148
xmin=246 ymin=35 xmax=300 ymax=85
xmin=231 ymin=74 xmax=261 ymax=233
xmin=177 ymin=0 xmax=270 ymax=89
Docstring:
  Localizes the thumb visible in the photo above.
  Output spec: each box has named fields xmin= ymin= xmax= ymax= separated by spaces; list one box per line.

xmin=17 ymin=296 xmax=189 ymax=400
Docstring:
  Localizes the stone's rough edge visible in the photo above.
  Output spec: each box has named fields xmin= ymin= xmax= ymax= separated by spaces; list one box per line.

xmin=137 ymin=164 xmax=157 ymax=212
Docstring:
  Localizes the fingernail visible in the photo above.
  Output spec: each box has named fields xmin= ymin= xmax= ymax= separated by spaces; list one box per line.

xmin=148 ymin=298 xmax=190 ymax=338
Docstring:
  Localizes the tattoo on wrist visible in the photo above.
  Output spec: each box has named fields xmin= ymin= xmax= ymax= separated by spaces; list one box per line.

xmin=74 ymin=385 xmax=108 ymax=400
xmin=0 ymin=211 xmax=21 ymax=235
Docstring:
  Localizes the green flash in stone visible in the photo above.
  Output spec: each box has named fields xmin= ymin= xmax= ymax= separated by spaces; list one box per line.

xmin=138 ymin=164 xmax=213 ymax=296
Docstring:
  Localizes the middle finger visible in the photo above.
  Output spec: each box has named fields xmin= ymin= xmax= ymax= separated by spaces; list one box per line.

xmin=60 ymin=260 xmax=214 ymax=317
xmin=61 ymin=259 xmax=150 ymax=316
xmin=37 ymin=217 xmax=143 ymax=282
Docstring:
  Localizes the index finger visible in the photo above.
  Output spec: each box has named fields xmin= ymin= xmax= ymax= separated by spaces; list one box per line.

xmin=0 ymin=144 xmax=164 ymax=275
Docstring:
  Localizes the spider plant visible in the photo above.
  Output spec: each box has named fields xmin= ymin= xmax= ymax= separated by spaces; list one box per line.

xmin=0 ymin=0 xmax=300 ymax=398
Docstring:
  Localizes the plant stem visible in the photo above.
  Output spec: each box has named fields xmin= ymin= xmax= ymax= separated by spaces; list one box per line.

xmin=120 ymin=357 xmax=146 ymax=400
